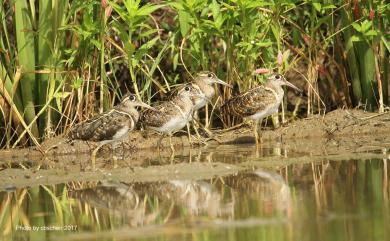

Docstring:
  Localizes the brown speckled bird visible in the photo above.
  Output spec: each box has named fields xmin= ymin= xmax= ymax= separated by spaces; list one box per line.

xmin=221 ymin=73 xmax=301 ymax=145
xmin=141 ymin=83 xmax=206 ymax=152
xmin=167 ymin=71 xmax=230 ymax=139
xmin=68 ymin=94 xmax=154 ymax=161
xmin=191 ymin=71 xmax=231 ymax=110
xmin=167 ymin=71 xmax=230 ymax=110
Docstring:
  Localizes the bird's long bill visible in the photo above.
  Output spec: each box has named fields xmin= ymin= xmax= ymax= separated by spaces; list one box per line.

xmin=136 ymin=101 xmax=156 ymax=110
xmin=214 ymin=78 xmax=232 ymax=88
xmin=284 ymin=80 xmax=302 ymax=92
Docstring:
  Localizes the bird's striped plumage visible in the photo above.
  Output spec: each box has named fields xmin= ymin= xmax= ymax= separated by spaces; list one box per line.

xmin=167 ymin=71 xmax=230 ymax=111
xmin=222 ymin=73 xmax=298 ymax=121
xmin=222 ymin=84 xmax=283 ymax=120
xmin=221 ymin=73 xmax=301 ymax=146
xmin=141 ymin=83 xmax=205 ymax=134
xmin=67 ymin=94 xmax=151 ymax=142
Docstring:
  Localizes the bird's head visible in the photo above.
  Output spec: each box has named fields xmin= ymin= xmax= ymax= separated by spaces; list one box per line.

xmin=196 ymin=71 xmax=231 ymax=87
xmin=122 ymin=94 xmax=155 ymax=110
xmin=267 ymin=73 xmax=301 ymax=92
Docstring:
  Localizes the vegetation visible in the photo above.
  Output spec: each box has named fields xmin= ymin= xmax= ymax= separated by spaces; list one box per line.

xmin=0 ymin=0 xmax=389 ymax=147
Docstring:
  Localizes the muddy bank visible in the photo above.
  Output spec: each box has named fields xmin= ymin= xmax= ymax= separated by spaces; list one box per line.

xmin=1 ymin=109 xmax=389 ymax=160
xmin=0 ymin=142 xmax=388 ymax=191
xmin=218 ymin=108 xmax=390 ymax=142
xmin=1 ymin=125 xmax=389 ymax=191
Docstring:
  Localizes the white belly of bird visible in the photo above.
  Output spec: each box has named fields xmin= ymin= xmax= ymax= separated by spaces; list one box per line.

xmin=248 ymin=106 xmax=279 ymax=120
xmin=248 ymin=94 xmax=283 ymax=121
xmin=193 ymin=99 xmax=207 ymax=111
xmin=150 ymin=116 xmax=189 ymax=134
xmin=112 ymin=126 xmax=130 ymax=140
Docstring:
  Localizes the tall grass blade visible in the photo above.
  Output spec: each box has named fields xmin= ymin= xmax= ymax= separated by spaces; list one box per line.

xmin=37 ymin=0 xmax=51 ymax=136
xmin=15 ymin=0 xmax=39 ymax=138
xmin=356 ymin=42 xmax=377 ymax=110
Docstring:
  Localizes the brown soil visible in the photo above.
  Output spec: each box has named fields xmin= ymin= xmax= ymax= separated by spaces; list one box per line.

xmin=0 ymin=109 xmax=389 ymax=190
xmin=2 ymin=108 xmax=389 ymax=157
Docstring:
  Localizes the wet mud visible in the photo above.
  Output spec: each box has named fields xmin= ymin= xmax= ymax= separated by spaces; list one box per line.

xmin=0 ymin=109 xmax=390 ymax=190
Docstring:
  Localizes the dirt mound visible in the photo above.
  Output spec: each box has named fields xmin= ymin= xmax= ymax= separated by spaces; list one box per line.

xmin=215 ymin=109 xmax=390 ymax=144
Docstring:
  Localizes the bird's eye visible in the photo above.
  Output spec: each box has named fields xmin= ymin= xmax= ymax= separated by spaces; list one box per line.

xmin=275 ymin=74 xmax=281 ymax=80
xmin=184 ymin=86 xmax=191 ymax=91
xmin=207 ymin=73 xmax=213 ymax=78
xmin=130 ymin=95 xmax=136 ymax=101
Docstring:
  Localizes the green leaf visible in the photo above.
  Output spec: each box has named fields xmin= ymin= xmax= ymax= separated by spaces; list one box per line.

xmin=178 ymin=10 xmax=192 ymax=36
xmin=255 ymin=41 xmax=273 ymax=47
xmin=350 ymin=35 xmax=363 ymax=42
xmin=173 ymin=53 xmax=179 ymax=71
xmin=322 ymin=4 xmax=337 ymax=10
xmin=72 ymin=78 xmax=84 ymax=89
xmin=134 ymin=36 xmax=160 ymax=60
xmin=364 ymin=30 xmax=377 ymax=36
xmin=351 ymin=23 xmax=362 ymax=32
xmin=124 ymin=41 xmax=136 ymax=59
xmin=361 ymin=20 xmax=372 ymax=33
xmin=53 ymin=91 xmax=71 ymax=99
xmin=54 ymin=92 xmax=70 ymax=114
xmin=313 ymin=3 xmax=321 ymax=12
xmin=137 ymin=4 xmax=163 ymax=16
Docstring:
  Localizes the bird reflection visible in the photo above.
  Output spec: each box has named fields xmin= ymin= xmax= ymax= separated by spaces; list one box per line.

xmin=69 ymin=169 xmax=291 ymax=227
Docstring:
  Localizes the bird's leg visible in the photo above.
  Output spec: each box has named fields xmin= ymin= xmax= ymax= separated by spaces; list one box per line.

xmin=190 ymin=120 xmax=209 ymax=144
xmin=91 ymin=142 xmax=107 ymax=169
xmin=186 ymin=123 xmax=193 ymax=147
xmin=169 ymin=149 xmax=175 ymax=164
xmin=112 ymin=142 xmax=116 ymax=159
xmin=201 ymin=123 xmax=213 ymax=136
xmin=192 ymin=118 xmax=222 ymax=144
xmin=157 ymin=135 xmax=164 ymax=155
xmin=192 ymin=121 xmax=202 ymax=138
xmin=191 ymin=109 xmax=219 ymax=144
xmin=203 ymin=105 xmax=213 ymax=137
xmin=192 ymin=111 xmax=203 ymax=139
xmin=256 ymin=119 xmax=263 ymax=146
xmin=205 ymin=104 xmax=209 ymax=130
xmin=112 ymin=142 xmax=119 ymax=168
xmin=169 ymin=133 xmax=175 ymax=154
xmin=254 ymin=120 xmax=259 ymax=146
xmin=253 ymin=119 xmax=263 ymax=147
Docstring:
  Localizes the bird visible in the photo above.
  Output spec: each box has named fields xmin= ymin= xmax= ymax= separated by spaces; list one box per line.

xmin=140 ymin=83 xmax=206 ymax=152
xmin=221 ymin=73 xmax=301 ymax=146
xmin=191 ymin=71 xmax=231 ymax=110
xmin=67 ymin=94 xmax=154 ymax=164
xmin=168 ymin=71 xmax=231 ymax=140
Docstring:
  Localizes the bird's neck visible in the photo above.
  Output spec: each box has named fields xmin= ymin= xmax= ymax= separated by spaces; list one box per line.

xmin=172 ymin=95 xmax=194 ymax=114
xmin=266 ymin=81 xmax=284 ymax=95
xmin=195 ymin=80 xmax=214 ymax=99
xmin=117 ymin=105 xmax=139 ymax=122
xmin=265 ymin=81 xmax=285 ymax=105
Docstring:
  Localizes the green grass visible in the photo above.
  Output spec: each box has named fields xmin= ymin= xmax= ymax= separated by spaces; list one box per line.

xmin=0 ymin=0 xmax=389 ymax=147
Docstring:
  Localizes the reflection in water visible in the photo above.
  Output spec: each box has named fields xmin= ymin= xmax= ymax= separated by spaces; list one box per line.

xmin=1 ymin=151 xmax=390 ymax=241
xmin=0 ymin=142 xmax=292 ymax=171
xmin=225 ymin=170 xmax=292 ymax=217
xmin=69 ymin=169 xmax=289 ymax=226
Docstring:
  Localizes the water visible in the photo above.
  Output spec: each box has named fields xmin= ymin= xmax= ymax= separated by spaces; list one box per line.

xmin=1 ymin=143 xmax=389 ymax=241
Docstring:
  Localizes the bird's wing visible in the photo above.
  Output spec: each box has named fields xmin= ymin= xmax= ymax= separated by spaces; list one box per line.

xmin=222 ymin=86 xmax=278 ymax=117
xmin=68 ymin=110 xmax=133 ymax=141
xmin=140 ymin=102 xmax=172 ymax=128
